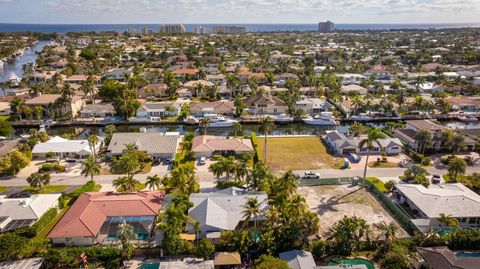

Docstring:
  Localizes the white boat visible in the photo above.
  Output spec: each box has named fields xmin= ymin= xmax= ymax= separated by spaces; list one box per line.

xmin=303 ymin=112 xmax=338 ymax=126
xmin=458 ymin=115 xmax=478 ymax=122
xmin=208 ymin=116 xmax=238 ymax=128
xmin=272 ymin=114 xmax=293 ymax=123
xmin=350 ymin=113 xmax=372 ymax=121
xmin=8 ymin=72 xmax=21 ymax=86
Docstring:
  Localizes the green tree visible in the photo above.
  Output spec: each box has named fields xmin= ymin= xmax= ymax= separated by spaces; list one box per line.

xmin=241 ymin=197 xmax=263 ymax=235
xmin=438 ymin=213 xmax=460 ymax=228
xmin=26 ymin=172 xmax=50 ymax=190
xmin=199 ymin=117 xmax=210 ymax=135
xmin=373 ymin=221 xmax=398 ymax=252
xmin=116 ymin=220 xmax=136 ymax=260
xmin=87 ymin=135 xmax=99 ymax=160
xmin=0 ymin=120 xmax=13 ymax=137
xmin=146 ymin=174 xmax=161 ymax=190
xmin=415 ymin=129 xmax=432 ymax=154
xmin=233 ymin=121 xmax=243 ymax=137
xmin=113 ymin=176 xmax=140 ymax=192
xmin=359 ymin=128 xmax=385 ymax=183
xmin=81 ymin=156 xmax=101 ymax=182
xmin=448 ymin=157 xmax=467 ymax=182
xmin=195 ymin=238 xmax=215 ymax=259
xmin=104 ymin=124 xmax=116 ymax=145
xmin=259 ymin=116 xmax=275 ymax=164
xmin=328 ymin=216 xmax=371 ymax=256
xmin=218 ymin=230 xmax=252 ymax=255
xmin=10 ymin=97 xmax=25 ymax=121
xmin=8 ymin=150 xmax=30 ymax=175
xmin=255 ymin=255 xmax=289 ymax=269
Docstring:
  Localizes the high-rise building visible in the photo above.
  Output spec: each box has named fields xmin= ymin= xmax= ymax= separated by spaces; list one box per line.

xmin=194 ymin=26 xmax=205 ymax=35
xmin=127 ymin=27 xmax=136 ymax=34
xmin=212 ymin=25 xmax=246 ymax=34
xmin=318 ymin=21 xmax=335 ymax=33
xmin=158 ymin=24 xmax=186 ymax=34
xmin=141 ymin=27 xmax=153 ymax=35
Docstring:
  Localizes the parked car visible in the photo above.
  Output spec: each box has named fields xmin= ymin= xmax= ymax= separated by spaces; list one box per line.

xmin=431 ymin=174 xmax=441 ymax=184
xmin=292 ymin=173 xmax=301 ymax=179
xmin=198 ymin=157 xmax=207 ymax=165
xmin=163 ymin=158 xmax=173 ymax=165
xmin=303 ymin=171 xmax=320 ymax=179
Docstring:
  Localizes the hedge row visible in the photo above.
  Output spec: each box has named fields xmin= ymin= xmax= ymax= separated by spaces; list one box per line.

xmin=59 ymin=181 xmax=97 ymax=208
xmin=251 ymin=132 xmax=262 ymax=163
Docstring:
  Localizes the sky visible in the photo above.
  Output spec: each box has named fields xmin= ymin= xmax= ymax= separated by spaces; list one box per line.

xmin=0 ymin=0 xmax=479 ymax=24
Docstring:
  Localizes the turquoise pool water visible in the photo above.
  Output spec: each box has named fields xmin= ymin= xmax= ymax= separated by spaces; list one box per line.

xmin=137 ymin=263 xmax=159 ymax=269
xmin=456 ymin=252 xmax=480 ymax=258
xmin=328 ymin=258 xmax=375 ymax=269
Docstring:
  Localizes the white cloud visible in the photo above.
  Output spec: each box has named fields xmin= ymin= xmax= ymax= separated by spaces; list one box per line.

xmin=48 ymin=0 xmax=129 ymax=12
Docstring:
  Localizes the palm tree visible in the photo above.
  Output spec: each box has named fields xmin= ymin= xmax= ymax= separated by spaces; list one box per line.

xmin=61 ymin=83 xmax=75 ymax=118
xmin=349 ymin=122 xmax=367 ymax=137
xmin=26 ymin=172 xmax=50 ymax=190
xmin=359 ymin=128 xmax=385 ymax=183
xmin=10 ymin=97 xmax=25 ymax=121
xmin=199 ymin=118 xmax=210 ymax=135
xmin=233 ymin=122 xmax=243 ymax=137
xmin=448 ymin=157 xmax=467 ymax=182
xmin=170 ymin=164 xmax=197 ymax=194
xmin=146 ymin=174 xmax=161 ymax=190
xmin=241 ymin=197 xmax=263 ymax=234
xmin=235 ymin=161 xmax=249 ymax=182
xmin=373 ymin=221 xmax=398 ymax=252
xmin=415 ymin=130 xmax=432 ymax=154
xmin=450 ymin=135 xmax=464 ymax=156
xmin=87 ymin=135 xmax=99 ymax=160
xmin=113 ymin=176 xmax=140 ymax=192
xmin=259 ymin=116 xmax=274 ymax=164
xmin=209 ymin=161 xmax=224 ymax=179
xmin=190 ymin=219 xmax=201 ymax=246
xmin=220 ymin=156 xmax=237 ymax=181
xmin=279 ymin=170 xmax=299 ymax=196
xmin=438 ymin=213 xmax=460 ymax=228
xmin=81 ymin=156 xmax=101 ymax=182
xmin=116 ymin=219 xmax=137 ymax=259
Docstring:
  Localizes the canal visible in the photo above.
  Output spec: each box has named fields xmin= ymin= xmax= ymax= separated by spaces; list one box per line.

xmin=0 ymin=40 xmax=49 ymax=83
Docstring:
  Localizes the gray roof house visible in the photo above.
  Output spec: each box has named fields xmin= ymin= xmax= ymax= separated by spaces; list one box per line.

xmin=324 ymin=130 xmax=402 ymax=156
xmin=295 ymin=96 xmax=333 ymax=115
xmin=80 ymin=103 xmax=115 ymax=118
xmin=107 ymin=132 xmax=179 ymax=159
xmin=417 ymin=246 xmax=480 ymax=269
xmin=134 ymin=102 xmax=181 ymax=122
xmin=0 ymin=194 xmax=61 ymax=233
xmin=395 ymin=183 xmax=480 ymax=232
xmin=279 ymin=250 xmax=317 ymax=269
xmin=187 ymin=187 xmax=268 ymax=239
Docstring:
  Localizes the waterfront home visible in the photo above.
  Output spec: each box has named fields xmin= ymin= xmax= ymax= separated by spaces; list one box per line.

xmin=337 ymin=73 xmax=368 ymax=85
xmin=31 ymin=71 xmax=56 ymax=83
xmin=189 ymin=101 xmax=235 ymax=116
xmin=176 ymin=87 xmax=194 ymax=98
xmin=107 ymin=132 xmax=179 ymax=160
xmin=0 ymin=101 xmax=11 ymax=116
xmin=65 ymin=75 xmax=100 ymax=84
xmin=245 ymin=93 xmax=287 ymax=115
xmin=0 ymin=193 xmax=61 ymax=233
xmin=295 ymin=95 xmax=333 ymax=115
xmin=446 ymin=96 xmax=480 ymax=113
xmin=341 ymin=84 xmax=368 ymax=96
xmin=80 ymin=103 xmax=115 ymax=118
xmin=4 ymin=88 xmax=29 ymax=97
xmin=393 ymin=120 xmax=476 ymax=152
xmin=206 ymin=74 xmax=227 ymax=84
xmin=187 ymin=187 xmax=268 ymax=239
xmin=101 ymin=68 xmax=132 ymax=82
xmin=48 ymin=191 xmax=164 ymax=247
xmin=25 ymin=94 xmax=85 ymax=118
xmin=138 ymin=83 xmax=168 ymax=99
xmin=324 ymin=130 xmax=402 ymax=156
xmin=191 ymin=135 xmax=254 ymax=158
xmin=279 ymin=250 xmax=316 ymax=269
xmin=172 ymin=68 xmax=199 ymax=80
xmin=135 ymin=102 xmax=181 ymax=120
xmin=417 ymin=246 xmax=479 ymax=269
xmin=32 ymin=136 xmax=102 ymax=160
xmin=395 ymin=183 xmax=480 ymax=232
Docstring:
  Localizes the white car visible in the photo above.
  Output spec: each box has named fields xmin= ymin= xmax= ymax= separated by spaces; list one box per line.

xmin=303 ymin=171 xmax=320 ymax=179
xmin=198 ymin=157 xmax=207 ymax=165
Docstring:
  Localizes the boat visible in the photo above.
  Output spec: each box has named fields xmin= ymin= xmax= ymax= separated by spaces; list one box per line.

xmin=272 ymin=114 xmax=294 ymax=123
xmin=302 ymin=112 xmax=338 ymax=126
xmin=458 ymin=115 xmax=479 ymax=122
xmin=350 ymin=113 xmax=372 ymax=121
xmin=208 ymin=116 xmax=238 ymax=128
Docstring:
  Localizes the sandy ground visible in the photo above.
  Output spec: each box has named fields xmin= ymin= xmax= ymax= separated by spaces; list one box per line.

xmin=348 ymin=154 xmax=408 ymax=169
xmin=297 ymin=184 xmax=409 ymax=238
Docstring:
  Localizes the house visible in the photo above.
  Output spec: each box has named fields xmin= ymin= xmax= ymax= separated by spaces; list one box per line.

xmin=158 ymin=258 xmax=214 ymax=269
xmin=245 ymin=93 xmax=287 ymax=115
xmin=172 ymin=68 xmax=199 ymax=80
xmin=214 ymin=252 xmax=242 ymax=268
xmin=273 ymin=73 xmax=299 ymax=86
xmin=337 ymin=74 xmax=367 ymax=85
xmin=0 ymin=258 xmax=44 ymax=269
xmin=0 ymin=101 xmax=11 ymax=116
xmin=393 ymin=120 xmax=476 ymax=152
xmin=341 ymin=84 xmax=368 ymax=96
xmin=177 ymin=88 xmax=194 ymax=98
xmin=367 ymin=65 xmax=392 ymax=80
xmin=187 ymin=187 xmax=268 ymax=239
xmin=25 ymin=94 xmax=85 ymax=117
xmin=0 ymin=193 xmax=61 ymax=233
xmin=32 ymin=136 xmax=102 ymax=159
xmin=101 ymin=68 xmax=132 ymax=82
xmin=65 ymin=75 xmax=100 ymax=84
xmin=324 ymin=130 xmax=402 ymax=156
xmin=446 ymin=96 xmax=480 ymax=113
xmin=417 ymin=246 xmax=479 ymax=269
xmin=192 ymin=135 xmax=254 ymax=158
xmin=190 ymin=101 xmax=235 ymax=116
xmin=48 ymin=191 xmax=164 ymax=247
xmin=138 ymin=83 xmax=168 ymax=99
xmin=135 ymin=102 xmax=181 ymax=120
xmin=206 ymin=74 xmax=227 ymax=84
xmin=395 ymin=183 xmax=480 ymax=232
xmin=107 ymin=132 xmax=179 ymax=160
xmin=184 ymin=80 xmax=214 ymax=90
xmin=279 ymin=250 xmax=317 ymax=269
xmin=80 ymin=103 xmax=115 ymax=118
xmin=295 ymin=96 xmax=332 ymax=115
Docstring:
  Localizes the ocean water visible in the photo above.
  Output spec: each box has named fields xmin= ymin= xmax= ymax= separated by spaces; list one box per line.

xmin=0 ymin=23 xmax=479 ymax=33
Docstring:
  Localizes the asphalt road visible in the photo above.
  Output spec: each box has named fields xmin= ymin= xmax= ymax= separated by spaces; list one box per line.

xmin=2 ymin=165 xmax=480 ymax=187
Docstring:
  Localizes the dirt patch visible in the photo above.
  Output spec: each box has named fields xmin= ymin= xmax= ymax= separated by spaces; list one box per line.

xmin=297 ymin=185 xmax=409 ymax=238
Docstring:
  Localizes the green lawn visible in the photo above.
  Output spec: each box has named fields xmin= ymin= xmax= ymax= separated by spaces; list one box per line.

xmin=257 ymin=137 xmax=344 ymax=171
xmin=368 ymin=161 xmax=399 ymax=168
xmin=34 ymin=207 xmax=69 ymax=240
xmin=116 ymin=182 xmax=146 ymax=192
xmin=23 ymin=185 xmax=69 ymax=194
xmin=0 ymin=115 xmax=10 ymax=121
xmin=0 ymin=186 xmax=8 ymax=193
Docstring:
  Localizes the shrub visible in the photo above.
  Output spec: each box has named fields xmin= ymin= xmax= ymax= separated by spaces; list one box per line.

xmin=311 ymin=240 xmax=327 ymax=260
xmin=196 ymin=238 xmax=215 ymax=259
xmin=45 ymin=152 xmax=55 ymax=158
xmin=251 ymin=132 xmax=262 ymax=163
xmin=59 ymin=181 xmax=98 ymax=208
xmin=366 ymin=177 xmax=389 ymax=193
xmin=52 ymin=163 xmax=66 ymax=173
xmin=216 ymin=180 xmax=245 ymax=189
xmin=385 ymin=181 xmax=395 ymax=192
xmin=421 ymin=157 xmax=431 ymax=166
xmin=39 ymin=163 xmax=52 ymax=172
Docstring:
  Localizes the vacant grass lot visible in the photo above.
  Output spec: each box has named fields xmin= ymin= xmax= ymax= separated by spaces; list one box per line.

xmin=257 ymin=136 xmax=344 ymax=171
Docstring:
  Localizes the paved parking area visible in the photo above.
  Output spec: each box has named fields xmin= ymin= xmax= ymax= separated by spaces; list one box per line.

xmin=194 ymin=158 xmax=214 ymax=173
xmin=348 ymin=154 xmax=408 ymax=169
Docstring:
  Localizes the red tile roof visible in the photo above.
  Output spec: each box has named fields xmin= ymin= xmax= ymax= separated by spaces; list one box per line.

xmin=48 ymin=191 xmax=164 ymax=238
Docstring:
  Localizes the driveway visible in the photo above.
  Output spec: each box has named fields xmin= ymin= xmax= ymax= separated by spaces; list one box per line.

xmin=347 ymin=154 xmax=408 ymax=170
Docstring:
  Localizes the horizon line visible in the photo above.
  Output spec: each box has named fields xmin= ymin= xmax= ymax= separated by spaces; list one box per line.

xmin=1 ymin=22 xmax=480 ymax=25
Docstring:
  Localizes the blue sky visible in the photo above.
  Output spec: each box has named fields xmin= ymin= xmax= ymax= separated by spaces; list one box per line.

xmin=0 ymin=0 xmax=479 ymax=24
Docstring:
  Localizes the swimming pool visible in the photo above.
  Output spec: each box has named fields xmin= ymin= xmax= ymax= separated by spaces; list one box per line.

xmin=456 ymin=252 xmax=480 ymax=258
xmin=137 ymin=263 xmax=159 ymax=269
xmin=328 ymin=258 xmax=375 ymax=269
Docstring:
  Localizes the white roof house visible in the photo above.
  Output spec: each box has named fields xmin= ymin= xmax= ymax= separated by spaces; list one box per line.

xmin=395 ymin=183 xmax=480 ymax=219
xmin=107 ymin=132 xmax=179 ymax=159
xmin=324 ymin=130 xmax=402 ymax=156
xmin=279 ymin=250 xmax=316 ymax=269
xmin=32 ymin=136 xmax=102 ymax=159
xmin=188 ymin=187 xmax=268 ymax=238
xmin=0 ymin=194 xmax=61 ymax=233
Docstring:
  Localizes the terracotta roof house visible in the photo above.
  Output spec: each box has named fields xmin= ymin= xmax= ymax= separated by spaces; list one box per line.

xmin=245 ymin=93 xmax=287 ymax=115
xmin=189 ymin=101 xmax=235 ymax=116
xmin=192 ymin=135 xmax=254 ymax=158
xmin=446 ymin=96 xmax=480 ymax=112
xmin=417 ymin=246 xmax=480 ymax=269
xmin=48 ymin=191 xmax=164 ymax=247
xmin=25 ymin=94 xmax=85 ymax=118
xmin=173 ymin=68 xmax=199 ymax=79
xmin=138 ymin=83 xmax=168 ymax=98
